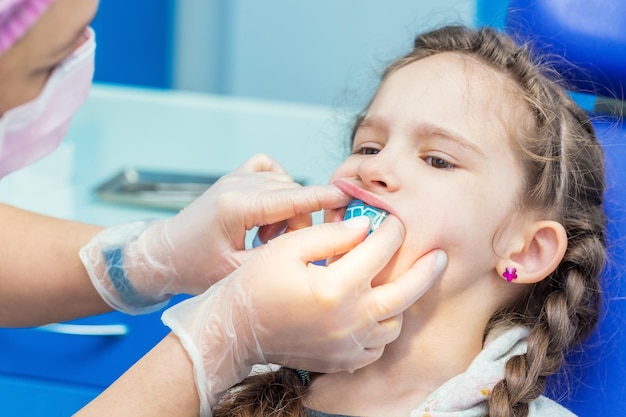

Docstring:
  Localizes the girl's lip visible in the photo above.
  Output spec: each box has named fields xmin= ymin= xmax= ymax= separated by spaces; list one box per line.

xmin=333 ymin=179 xmax=395 ymax=215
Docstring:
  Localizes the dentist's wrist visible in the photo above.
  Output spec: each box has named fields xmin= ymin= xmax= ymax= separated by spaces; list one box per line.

xmin=80 ymin=219 xmax=177 ymax=314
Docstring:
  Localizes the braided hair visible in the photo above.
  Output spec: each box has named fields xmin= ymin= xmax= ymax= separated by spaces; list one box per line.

xmin=214 ymin=26 xmax=607 ymax=417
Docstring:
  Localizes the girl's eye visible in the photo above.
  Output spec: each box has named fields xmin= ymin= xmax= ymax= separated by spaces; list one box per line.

xmin=353 ymin=146 xmax=380 ymax=155
xmin=425 ymin=156 xmax=455 ymax=169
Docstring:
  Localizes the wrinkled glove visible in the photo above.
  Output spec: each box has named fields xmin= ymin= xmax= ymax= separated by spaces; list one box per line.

xmin=161 ymin=215 xmax=447 ymax=415
xmin=79 ymin=154 xmax=350 ymax=314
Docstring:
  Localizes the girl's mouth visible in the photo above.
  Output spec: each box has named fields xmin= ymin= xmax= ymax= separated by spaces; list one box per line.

xmin=344 ymin=199 xmax=389 ymax=235
xmin=328 ymin=179 xmax=391 ymax=235
xmin=332 ymin=179 xmax=394 ymax=215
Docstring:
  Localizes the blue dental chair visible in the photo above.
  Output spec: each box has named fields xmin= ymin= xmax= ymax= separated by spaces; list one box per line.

xmin=483 ymin=1 xmax=626 ymax=415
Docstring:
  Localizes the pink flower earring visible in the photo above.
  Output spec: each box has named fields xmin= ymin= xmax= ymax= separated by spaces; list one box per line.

xmin=502 ymin=267 xmax=518 ymax=282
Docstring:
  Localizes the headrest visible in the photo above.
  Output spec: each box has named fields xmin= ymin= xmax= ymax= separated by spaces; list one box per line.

xmin=504 ymin=0 xmax=626 ymax=100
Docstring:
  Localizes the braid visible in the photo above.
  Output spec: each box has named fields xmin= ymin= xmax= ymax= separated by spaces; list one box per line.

xmin=484 ymin=50 xmax=606 ymax=417
xmin=213 ymin=367 xmax=312 ymax=417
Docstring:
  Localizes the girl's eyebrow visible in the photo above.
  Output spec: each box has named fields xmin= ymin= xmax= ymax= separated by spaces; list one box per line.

xmin=413 ymin=122 xmax=486 ymax=158
xmin=358 ymin=116 xmax=486 ymax=158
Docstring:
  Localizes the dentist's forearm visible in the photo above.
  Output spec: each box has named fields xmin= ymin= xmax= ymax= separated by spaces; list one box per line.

xmin=74 ymin=333 xmax=200 ymax=417
xmin=0 ymin=203 xmax=111 ymax=326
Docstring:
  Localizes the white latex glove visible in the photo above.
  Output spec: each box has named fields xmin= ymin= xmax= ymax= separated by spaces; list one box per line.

xmin=79 ymin=154 xmax=351 ymax=314
xmin=161 ymin=215 xmax=447 ymax=415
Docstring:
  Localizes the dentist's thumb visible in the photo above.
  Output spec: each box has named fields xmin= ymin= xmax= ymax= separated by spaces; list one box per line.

xmin=265 ymin=215 xmax=372 ymax=263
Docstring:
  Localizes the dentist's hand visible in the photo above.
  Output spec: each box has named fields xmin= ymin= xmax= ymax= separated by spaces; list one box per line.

xmin=161 ymin=215 xmax=447 ymax=415
xmin=164 ymin=153 xmax=351 ymax=292
xmin=79 ymin=154 xmax=350 ymax=314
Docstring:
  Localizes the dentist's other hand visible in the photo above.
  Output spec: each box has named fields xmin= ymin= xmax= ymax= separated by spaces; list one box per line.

xmin=80 ymin=154 xmax=350 ymax=314
xmin=165 ymin=154 xmax=350 ymax=292
xmin=162 ymin=215 xmax=447 ymax=414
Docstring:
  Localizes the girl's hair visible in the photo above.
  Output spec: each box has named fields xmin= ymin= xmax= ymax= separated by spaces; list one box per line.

xmin=213 ymin=25 xmax=607 ymax=417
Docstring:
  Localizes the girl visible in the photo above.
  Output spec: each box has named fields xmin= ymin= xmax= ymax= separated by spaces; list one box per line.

xmin=202 ymin=25 xmax=606 ymax=417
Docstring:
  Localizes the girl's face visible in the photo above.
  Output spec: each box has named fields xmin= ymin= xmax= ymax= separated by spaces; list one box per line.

xmin=326 ymin=52 xmax=528 ymax=303
xmin=0 ymin=0 xmax=99 ymax=114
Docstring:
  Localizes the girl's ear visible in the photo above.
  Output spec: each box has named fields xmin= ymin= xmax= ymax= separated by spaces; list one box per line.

xmin=497 ymin=220 xmax=567 ymax=284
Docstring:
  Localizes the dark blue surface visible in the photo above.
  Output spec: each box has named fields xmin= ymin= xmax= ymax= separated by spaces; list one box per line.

xmin=0 ymin=373 xmax=100 ymax=416
xmin=504 ymin=0 xmax=626 ymax=100
xmin=90 ymin=0 xmax=174 ymax=88
xmin=0 ymin=309 xmax=169 ymax=389
xmin=551 ymin=117 xmax=626 ymax=415
xmin=484 ymin=0 xmax=626 ymax=413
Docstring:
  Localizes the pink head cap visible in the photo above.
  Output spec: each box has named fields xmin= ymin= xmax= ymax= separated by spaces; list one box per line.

xmin=0 ymin=0 xmax=55 ymax=56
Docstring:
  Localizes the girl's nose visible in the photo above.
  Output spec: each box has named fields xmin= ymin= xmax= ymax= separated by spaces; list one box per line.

xmin=355 ymin=150 xmax=401 ymax=192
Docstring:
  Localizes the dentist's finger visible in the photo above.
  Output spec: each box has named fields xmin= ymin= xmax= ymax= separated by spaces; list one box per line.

xmin=245 ymin=184 xmax=351 ymax=230
xmin=236 ymin=153 xmax=288 ymax=174
xmin=340 ymin=346 xmax=386 ymax=373
xmin=266 ymin=185 xmax=351 ymax=219
xmin=355 ymin=313 xmax=404 ymax=348
xmin=255 ymin=222 xmax=289 ymax=245
xmin=367 ymin=249 xmax=447 ymax=321
xmin=285 ymin=212 xmax=313 ymax=232
xmin=262 ymin=216 xmax=371 ymax=263
xmin=351 ymin=252 xmax=446 ymax=353
xmin=328 ymin=215 xmax=405 ymax=285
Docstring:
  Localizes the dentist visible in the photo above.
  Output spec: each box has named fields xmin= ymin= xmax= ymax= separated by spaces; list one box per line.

xmin=0 ymin=0 xmax=447 ymax=415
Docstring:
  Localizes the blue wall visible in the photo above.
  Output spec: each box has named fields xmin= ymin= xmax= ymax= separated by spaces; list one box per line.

xmin=88 ymin=1 xmax=525 ymax=104
xmin=91 ymin=0 xmax=174 ymax=88
xmin=89 ymin=0 xmax=476 ymax=106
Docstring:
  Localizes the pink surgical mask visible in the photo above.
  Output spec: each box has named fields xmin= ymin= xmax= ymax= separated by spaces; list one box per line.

xmin=0 ymin=27 xmax=95 ymax=178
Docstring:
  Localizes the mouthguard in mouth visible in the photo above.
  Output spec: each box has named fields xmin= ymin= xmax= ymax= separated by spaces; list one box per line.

xmin=344 ymin=199 xmax=389 ymax=235
xmin=252 ymin=199 xmax=389 ymax=249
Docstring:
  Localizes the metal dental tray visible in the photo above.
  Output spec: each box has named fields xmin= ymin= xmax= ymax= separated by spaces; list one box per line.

xmin=95 ymin=168 xmax=221 ymax=210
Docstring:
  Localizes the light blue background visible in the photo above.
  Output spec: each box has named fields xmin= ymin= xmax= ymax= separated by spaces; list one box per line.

xmin=93 ymin=0 xmax=476 ymax=108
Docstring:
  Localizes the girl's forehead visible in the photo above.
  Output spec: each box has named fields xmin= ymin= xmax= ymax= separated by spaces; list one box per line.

xmin=380 ymin=52 xmax=520 ymax=111
xmin=369 ymin=52 xmax=527 ymax=149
